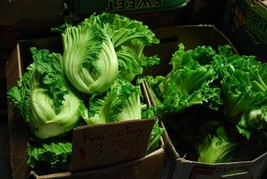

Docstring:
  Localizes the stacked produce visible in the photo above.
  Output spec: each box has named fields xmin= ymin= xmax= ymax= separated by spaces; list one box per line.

xmin=7 ymin=13 xmax=165 ymax=172
xmin=145 ymin=43 xmax=267 ymax=163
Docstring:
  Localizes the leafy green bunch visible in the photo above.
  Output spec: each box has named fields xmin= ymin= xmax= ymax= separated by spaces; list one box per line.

xmin=145 ymin=43 xmax=267 ymax=163
xmin=7 ymin=12 xmax=163 ymax=171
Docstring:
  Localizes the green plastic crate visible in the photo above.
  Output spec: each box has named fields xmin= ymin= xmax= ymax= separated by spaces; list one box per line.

xmin=67 ymin=0 xmax=188 ymax=17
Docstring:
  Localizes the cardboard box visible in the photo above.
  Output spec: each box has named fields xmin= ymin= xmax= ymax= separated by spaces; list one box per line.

xmin=221 ymin=0 xmax=267 ymax=61
xmin=5 ymin=37 xmax=164 ymax=178
xmin=144 ymin=24 xmax=238 ymax=72
xmin=66 ymin=0 xmax=188 ymax=16
xmin=28 ymin=148 xmax=164 ymax=179
xmin=143 ymin=25 xmax=267 ymax=179
xmin=65 ymin=0 xmax=189 ymax=29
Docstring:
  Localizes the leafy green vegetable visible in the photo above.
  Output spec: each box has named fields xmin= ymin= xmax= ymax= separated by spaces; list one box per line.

xmin=7 ymin=12 xmax=165 ymax=172
xmin=7 ymin=48 xmax=82 ymax=139
xmin=197 ymin=126 xmax=237 ymax=163
xmin=147 ymin=120 xmax=165 ymax=154
xmin=217 ymin=47 xmax=267 ymax=123
xmin=61 ymin=12 xmax=160 ymax=93
xmin=237 ymin=106 xmax=267 ymax=140
xmin=215 ymin=46 xmax=267 ymax=139
xmin=145 ymin=43 xmax=222 ymax=115
xmin=94 ymin=13 xmax=159 ymax=48
xmin=145 ymin=43 xmax=267 ymax=164
xmin=62 ymin=14 xmax=119 ymax=94
xmin=93 ymin=12 xmax=160 ymax=82
xmin=79 ymin=75 xmax=165 ymax=154
xmin=27 ymin=139 xmax=72 ymax=171
xmin=80 ymin=77 xmax=142 ymax=125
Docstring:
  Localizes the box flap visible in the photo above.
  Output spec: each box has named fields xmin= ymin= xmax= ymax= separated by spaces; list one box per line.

xmin=30 ymin=148 xmax=164 ymax=179
xmin=70 ymin=118 xmax=155 ymax=171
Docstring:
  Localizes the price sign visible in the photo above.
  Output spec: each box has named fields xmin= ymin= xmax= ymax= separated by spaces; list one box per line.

xmin=70 ymin=118 xmax=155 ymax=171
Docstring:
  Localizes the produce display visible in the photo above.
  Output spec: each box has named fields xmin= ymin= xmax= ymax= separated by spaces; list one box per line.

xmin=6 ymin=11 xmax=267 ymax=176
xmin=145 ymin=43 xmax=267 ymax=163
xmin=7 ymin=12 xmax=165 ymax=172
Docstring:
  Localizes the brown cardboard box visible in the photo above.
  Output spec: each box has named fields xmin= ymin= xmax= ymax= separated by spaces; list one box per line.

xmin=143 ymin=25 xmax=267 ymax=179
xmin=144 ymin=24 xmax=237 ymax=73
xmin=28 ymin=148 xmax=164 ymax=179
xmin=5 ymin=37 xmax=165 ymax=179
xmin=221 ymin=0 xmax=267 ymax=61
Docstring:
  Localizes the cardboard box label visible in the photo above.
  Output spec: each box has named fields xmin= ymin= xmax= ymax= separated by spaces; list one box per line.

xmin=70 ymin=119 xmax=155 ymax=171
xmin=189 ymin=166 xmax=250 ymax=179
xmin=67 ymin=0 xmax=188 ymax=16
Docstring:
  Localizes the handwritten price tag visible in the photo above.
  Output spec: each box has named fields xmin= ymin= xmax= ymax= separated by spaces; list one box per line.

xmin=70 ymin=119 xmax=155 ymax=171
